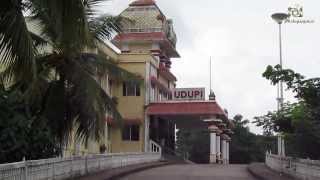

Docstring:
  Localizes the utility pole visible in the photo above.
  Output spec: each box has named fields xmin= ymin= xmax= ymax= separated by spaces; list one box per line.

xmin=271 ymin=12 xmax=289 ymax=157
xmin=209 ymin=56 xmax=215 ymax=100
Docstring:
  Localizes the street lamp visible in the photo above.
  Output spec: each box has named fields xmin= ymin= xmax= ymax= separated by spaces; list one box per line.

xmin=271 ymin=13 xmax=289 ymax=111
xmin=271 ymin=12 xmax=289 ymax=158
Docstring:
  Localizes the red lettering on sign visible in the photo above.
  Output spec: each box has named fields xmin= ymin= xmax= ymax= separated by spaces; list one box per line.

xmin=173 ymin=88 xmax=205 ymax=100
xmin=194 ymin=91 xmax=200 ymax=97
xmin=188 ymin=91 xmax=194 ymax=97
xmin=181 ymin=91 xmax=187 ymax=98
xmin=174 ymin=91 xmax=180 ymax=98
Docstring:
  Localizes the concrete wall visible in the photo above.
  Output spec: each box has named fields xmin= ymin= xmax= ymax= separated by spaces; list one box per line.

xmin=158 ymin=75 xmax=169 ymax=88
xmin=129 ymin=43 xmax=153 ymax=54
xmin=266 ymin=153 xmax=320 ymax=180
xmin=0 ymin=152 xmax=161 ymax=180
xmin=109 ymin=127 xmax=144 ymax=153
xmin=108 ymin=53 xmax=150 ymax=153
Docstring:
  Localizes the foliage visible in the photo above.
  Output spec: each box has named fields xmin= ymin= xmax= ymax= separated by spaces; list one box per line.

xmin=254 ymin=65 xmax=320 ymax=159
xmin=176 ymin=114 xmax=276 ymax=164
xmin=230 ymin=115 xmax=276 ymax=164
xmin=253 ymin=103 xmax=298 ymax=135
xmin=176 ymin=129 xmax=210 ymax=163
xmin=0 ymin=85 xmax=60 ymax=163
xmin=0 ymin=0 xmax=141 ymax=146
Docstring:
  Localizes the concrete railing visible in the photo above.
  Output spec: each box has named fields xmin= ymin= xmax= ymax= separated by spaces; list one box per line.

xmin=0 ymin=152 xmax=161 ymax=180
xmin=149 ymin=140 xmax=162 ymax=155
xmin=266 ymin=152 xmax=320 ymax=180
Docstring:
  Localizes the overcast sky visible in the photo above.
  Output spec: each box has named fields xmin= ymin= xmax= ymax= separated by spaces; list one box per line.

xmin=100 ymin=0 xmax=320 ymax=134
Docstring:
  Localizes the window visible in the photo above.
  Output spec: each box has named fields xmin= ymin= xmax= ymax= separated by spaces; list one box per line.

xmin=122 ymin=125 xmax=140 ymax=141
xmin=123 ymin=82 xmax=140 ymax=96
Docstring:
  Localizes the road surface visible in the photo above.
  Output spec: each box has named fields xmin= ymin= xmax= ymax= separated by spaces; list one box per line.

xmin=118 ymin=164 xmax=257 ymax=180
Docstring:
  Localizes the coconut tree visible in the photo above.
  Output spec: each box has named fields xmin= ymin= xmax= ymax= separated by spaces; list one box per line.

xmin=0 ymin=0 xmax=139 ymax=145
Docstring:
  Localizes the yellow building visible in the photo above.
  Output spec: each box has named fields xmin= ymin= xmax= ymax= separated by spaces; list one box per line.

xmin=64 ymin=0 xmax=232 ymax=164
xmin=107 ymin=0 xmax=180 ymax=153
xmin=1 ymin=0 xmax=231 ymax=163
xmin=63 ymin=0 xmax=178 ymax=155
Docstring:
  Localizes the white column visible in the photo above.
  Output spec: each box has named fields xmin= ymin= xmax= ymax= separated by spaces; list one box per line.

xmin=226 ymin=142 xmax=229 ymax=164
xmin=210 ymin=132 xmax=217 ymax=163
xmin=281 ymin=136 xmax=285 ymax=156
xmin=277 ymin=135 xmax=286 ymax=156
xmin=222 ymin=140 xmax=227 ymax=164
xmin=224 ymin=140 xmax=227 ymax=164
xmin=277 ymin=135 xmax=282 ymax=156
xmin=216 ymin=135 xmax=221 ymax=163
xmin=144 ymin=114 xmax=150 ymax=152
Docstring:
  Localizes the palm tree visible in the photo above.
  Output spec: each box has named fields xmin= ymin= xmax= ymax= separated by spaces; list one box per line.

xmin=0 ymin=0 xmax=139 ymax=145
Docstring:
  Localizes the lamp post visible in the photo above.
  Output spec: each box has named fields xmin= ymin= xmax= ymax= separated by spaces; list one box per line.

xmin=271 ymin=13 xmax=289 ymax=157
xmin=271 ymin=13 xmax=289 ymax=111
xmin=276 ymin=125 xmax=282 ymax=156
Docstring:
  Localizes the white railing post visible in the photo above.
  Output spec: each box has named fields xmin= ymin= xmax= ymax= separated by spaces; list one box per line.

xmin=98 ymin=156 xmax=101 ymax=170
xmin=85 ymin=155 xmax=88 ymax=174
xmin=23 ymin=157 xmax=28 ymax=180
xmin=70 ymin=156 xmax=73 ymax=178
xmin=52 ymin=159 xmax=55 ymax=179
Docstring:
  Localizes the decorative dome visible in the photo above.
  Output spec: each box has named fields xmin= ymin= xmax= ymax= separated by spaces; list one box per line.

xmin=130 ymin=0 xmax=156 ymax=6
xmin=113 ymin=0 xmax=180 ymax=57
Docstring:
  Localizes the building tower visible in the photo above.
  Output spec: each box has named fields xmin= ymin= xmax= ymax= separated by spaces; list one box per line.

xmin=109 ymin=0 xmax=180 ymax=153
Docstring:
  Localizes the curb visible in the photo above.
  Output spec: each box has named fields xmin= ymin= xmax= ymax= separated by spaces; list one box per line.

xmin=247 ymin=163 xmax=268 ymax=180
xmin=75 ymin=161 xmax=173 ymax=180
xmin=107 ymin=161 xmax=172 ymax=180
xmin=247 ymin=163 xmax=293 ymax=180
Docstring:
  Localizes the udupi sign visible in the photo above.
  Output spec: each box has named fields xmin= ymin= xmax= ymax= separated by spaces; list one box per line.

xmin=173 ymin=88 xmax=205 ymax=101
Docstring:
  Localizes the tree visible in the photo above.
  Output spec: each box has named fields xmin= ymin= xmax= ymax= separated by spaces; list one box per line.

xmin=253 ymin=102 xmax=297 ymax=135
xmin=175 ymin=115 xmax=275 ymax=164
xmin=0 ymin=84 xmax=60 ymax=163
xmin=230 ymin=114 xmax=276 ymax=164
xmin=176 ymin=129 xmax=210 ymax=163
xmin=0 ymin=0 xmax=140 ymax=145
xmin=254 ymin=65 xmax=320 ymax=159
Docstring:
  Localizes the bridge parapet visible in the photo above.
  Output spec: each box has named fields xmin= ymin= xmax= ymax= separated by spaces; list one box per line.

xmin=0 ymin=152 xmax=161 ymax=180
xmin=266 ymin=152 xmax=320 ymax=180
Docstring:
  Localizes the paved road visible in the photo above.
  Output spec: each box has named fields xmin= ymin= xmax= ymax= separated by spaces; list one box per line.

xmin=118 ymin=164 xmax=257 ymax=180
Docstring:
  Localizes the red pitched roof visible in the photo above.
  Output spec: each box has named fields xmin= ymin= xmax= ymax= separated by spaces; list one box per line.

xmin=146 ymin=101 xmax=227 ymax=119
xmin=130 ymin=0 xmax=156 ymax=6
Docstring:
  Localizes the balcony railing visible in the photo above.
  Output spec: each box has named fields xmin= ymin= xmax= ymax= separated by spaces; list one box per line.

xmin=123 ymin=27 xmax=163 ymax=33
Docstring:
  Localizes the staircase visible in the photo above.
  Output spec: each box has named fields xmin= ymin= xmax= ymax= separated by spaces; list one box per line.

xmin=149 ymin=140 xmax=194 ymax=164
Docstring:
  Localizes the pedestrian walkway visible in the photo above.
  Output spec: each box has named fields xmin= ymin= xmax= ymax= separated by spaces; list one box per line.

xmin=119 ymin=164 xmax=256 ymax=180
xmin=77 ymin=161 xmax=170 ymax=180
xmin=248 ymin=163 xmax=293 ymax=180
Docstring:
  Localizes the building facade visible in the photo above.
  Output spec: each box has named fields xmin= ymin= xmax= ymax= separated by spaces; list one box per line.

xmin=64 ymin=0 xmax=233 ymax=164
